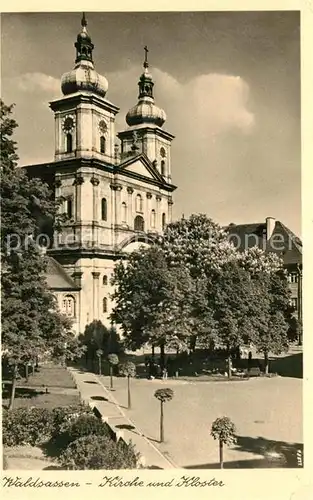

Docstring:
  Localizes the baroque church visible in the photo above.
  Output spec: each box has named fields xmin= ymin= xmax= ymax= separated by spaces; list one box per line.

xmin=25 ymin=14 xmax=176 ymax=335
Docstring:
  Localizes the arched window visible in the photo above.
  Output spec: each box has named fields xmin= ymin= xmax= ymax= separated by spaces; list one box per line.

xmin=161 ymin=160 xmax=165 ymax=176
xmin=151 ymin=209 xmax=156 ymax=228
xmin=67 ymin=198 xmax=73 ymax=219
xmin=160 ymin=147 xmax=166 ymax=158
xmin=103 ymin=297 xmax=108 ymax=313
xmin=102 ymin=275 xmax=108 ymax=286
xmin=101 ymin=198 xmax=107 ymax=221
xmin=66 ymin=133 xmax=73 ymax=153
xmin=100 ymin=136 xmax=106 ymax=154
xmin=122 ymin=202 xmax=127 ymax=223
xmin=62 ymin=295 xmax=75 ymax=317
xmin=162 ymin=213 xmax=166 ymax=231
xmin=134 ymin=215 xmax=145 ymax=232
xmin=136 ymin=194 xmax=143 ymax=212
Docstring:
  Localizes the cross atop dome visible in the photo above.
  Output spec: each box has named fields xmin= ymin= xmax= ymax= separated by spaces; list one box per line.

xmin=60 ymin=13 xmax=109 ymax=98
xmin=144 ymin=45 xmax=149 ymax=69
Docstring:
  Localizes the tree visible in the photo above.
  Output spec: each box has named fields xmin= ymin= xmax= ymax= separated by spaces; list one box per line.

xmin=206 ymin=260 xmax=257 ymax=377
xmin=249 ymin=270 xmax=290 ymax=374
xmin=79 ymin=320 xmax=122 ymax=370
xmin=119 ymin=361 xmax=136 ymax=409
xmin=211 ymin=416 xmax=236 ymax=468
xmin=154 ymin=388 xmax=174 ymax=443
xmin=161 ymin=214 xmax=237 ymax=278
xmin=1 ymin=100 xmax=84 ymax=409
xmin=107 ymin=353 xmax=119 ymax=390
xmin=111 ymin=246 xmax=194 ymax=367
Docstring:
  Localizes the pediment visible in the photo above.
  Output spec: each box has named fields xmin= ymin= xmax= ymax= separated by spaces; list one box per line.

xmin=118 ymin=153 xmax=164 ymax=183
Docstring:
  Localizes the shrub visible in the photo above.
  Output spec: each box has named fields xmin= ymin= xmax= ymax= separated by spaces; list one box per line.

xmin=67 ymin=414 xmax=110 ymax=442
xmin=51 ymin=404 xmax=93 ymax=436
xmin=3 ymin=407 xmax=53 ymax=447
xmin=58 ymin=435 xmax=140 ymax=470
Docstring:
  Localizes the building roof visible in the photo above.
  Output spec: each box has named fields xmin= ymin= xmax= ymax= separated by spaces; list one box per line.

xmin=226 ymin=220 xmax=302 ymax=266
xmin=46 ymin=256 xmax=80 ymax=291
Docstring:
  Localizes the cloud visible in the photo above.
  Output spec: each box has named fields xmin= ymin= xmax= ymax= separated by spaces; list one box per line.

xmin=108 ymin=67 xmax=255 ymax=138
xmin=12 ymin=72 xmax=60 ymax=96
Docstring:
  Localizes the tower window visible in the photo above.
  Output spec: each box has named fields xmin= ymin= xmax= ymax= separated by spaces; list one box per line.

xmin=67 ymin=198 xmax=73 ymax=219
xmin=100 ymin=136 xmax=106 ymax=154
xmin=161 ymin=160 xmax=165 ymax=176
xmin=162 ymin=213 xmax=166 ymax=231
xmin=136 ymin=194 xmax=143 ymax=212
xmin=151 ymin=209 xmax=156 ymax=228
xmin=160 ymin=147 xmax=166 ymax=158
xmin=134 ymin=215 xmax=145 ymax=232
xmin=102 ymin=275 xmax=108 ymax=286
xmin=103 ymin=297 xmax=108 ymax=313
xmin=66 ymin=133 xmax=73 ymax=153
xmin=101 ymin=198 xmax=107 ymax=221
xmin=62 ymin=295 xmax=75 ymax=317
xmin=122 ymin=202 xmax=127 ymax=223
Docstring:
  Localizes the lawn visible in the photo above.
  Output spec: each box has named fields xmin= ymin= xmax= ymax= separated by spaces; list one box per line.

xmin=103 ymin=374 xmax=303 ymax=469
xmin=2 ymin=363 xmax=79 ymax=410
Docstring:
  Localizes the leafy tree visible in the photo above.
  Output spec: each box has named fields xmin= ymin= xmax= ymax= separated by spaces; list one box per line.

xmin=249 ymin=270 xmax=290 ymax=373
xmin=107 ymin=353 xmax=119 ymax=390
xmin=1 ymin=100 xmax=83 ymax=408
xmin=211 ymin=416 xmax=237 ymax=468
xmin=161 ymin=214 xmax=237 ymax=277
xmin=154 ymin=388 xmax=174 ymax=443
xmin=111 ymin=246 xmax=194 ymax=367
xmin=206 ymin=260 xmax=257 ymax=376
xmin=79 ymin=320 xmax=122 ymax=370
xmin=119 ymin=361 xmax=136 ymax=409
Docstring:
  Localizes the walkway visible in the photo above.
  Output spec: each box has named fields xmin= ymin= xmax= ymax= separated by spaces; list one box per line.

xmin=68 ymin=367 xmax=177 ymax=469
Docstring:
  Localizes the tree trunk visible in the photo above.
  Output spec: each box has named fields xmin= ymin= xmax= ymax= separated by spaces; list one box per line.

xmin=219 ymin=440 xmax=224 ymax=469
xmin=35 ymin=356 xmax=39 ymax=369
xmin=227 ymin=355 xmax=232 ymax=378
xmin=98 ymin=356 xmax=101 ymax=375
xmin=127 ymin=376 xmax=131 ymax=409
xmin=25 ymin=363 xmax=29 ymax=383
xmin=31 ymin=362 xmax=35 ymax=376
xmin=264 ymin=352 xmax=269 ymax=375
xmin=110 ymin=365 xmax=113 ymax=390
xmin=190 ymin=335 xmax=197 ymax=352
xmin=9 ymin=364 xmax=18 ymax=410
xmin=160 ymin=400 xmax=164 ymax=443
xmin=151 ymin=345 xmax=155 ymax=360
xmin=160 ymin=343 xmax=165 ymax=370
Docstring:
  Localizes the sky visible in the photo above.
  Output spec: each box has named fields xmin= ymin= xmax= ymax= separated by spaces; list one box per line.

xmin=1 ymin=11 xmax=301 ymax=235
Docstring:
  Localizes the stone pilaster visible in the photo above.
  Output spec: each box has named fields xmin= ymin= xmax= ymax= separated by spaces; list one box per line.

xmin=92 ymin=271 xmax=100 ymax=320
xmin=156 ymin=195 xmax=162 ymax=231
xmin=127 ymin=187 xmax=134 ymax=226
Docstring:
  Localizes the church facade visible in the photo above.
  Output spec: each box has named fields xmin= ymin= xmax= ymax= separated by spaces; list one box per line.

xmin=25 ymin=15 xmax=176 ymax=335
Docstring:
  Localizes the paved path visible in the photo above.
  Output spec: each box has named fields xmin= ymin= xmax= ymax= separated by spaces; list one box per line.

xmin=69 ymin=367 xmax=176 ymax=469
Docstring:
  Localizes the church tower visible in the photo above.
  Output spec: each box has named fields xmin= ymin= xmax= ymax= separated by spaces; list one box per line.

xmin=26 ymin=15 xmax=177 ymax=334
xmin=118 ymin=47 xmax=174 ymax=185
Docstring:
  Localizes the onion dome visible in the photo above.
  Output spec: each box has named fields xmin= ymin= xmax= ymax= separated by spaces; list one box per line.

xmin=61 ymin=13 xmax=108 ymax=98
xmin=126 ymin=46 xmax=166 ymax=127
